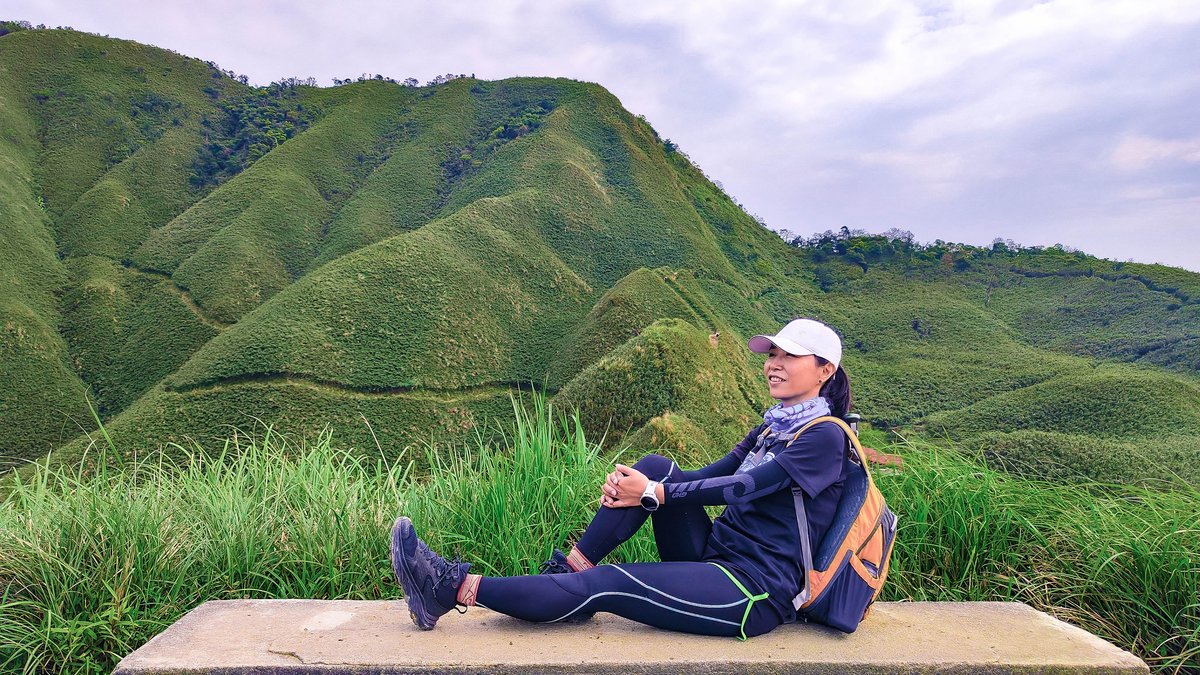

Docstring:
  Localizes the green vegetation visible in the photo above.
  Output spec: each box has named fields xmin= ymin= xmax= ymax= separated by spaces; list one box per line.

xmin=0 ymin=398 xmax=654 ymax=674
xmin=921 ymin=367 xmax=1200 ymax=485
xmin=925 ymin=368 xmax=1200 ymax=439
xmin=0 ymin=20 xmax=32 ymax=36
xmin=789 ymin=229 xmax=1200 ymax=373
xmin=967 ymin=430 xmax=1198 ymax=486
xmin=0 ymin=30 xmax=92 ymax=464
xmin=189 ymin=80 xmax=323 ymax=189
xmin=58 ymin=256 xmax=219 ymax=416
xmin=546 ymin=267 xmax=705 ymax=387
xmin=878 ymin=431 xmax=1198 ymax=673
xmin=132 ymin=81 xmax=420 ymax=323
xmin=2 ymin=26 xmax=1197 ymax=493
xmin=1 ymin=403 xmax=1195 ymax=673
xmin=554 ymin=316 xmax=765 ymax=457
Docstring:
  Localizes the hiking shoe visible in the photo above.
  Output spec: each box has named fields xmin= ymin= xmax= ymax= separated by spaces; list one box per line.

xmin=538 ymin=549 xmax=595 ymax=623
xmin=390 ymin=516 xmax=470 ymax=630
xmin=538 ymin=549 xmax=573 ymax=575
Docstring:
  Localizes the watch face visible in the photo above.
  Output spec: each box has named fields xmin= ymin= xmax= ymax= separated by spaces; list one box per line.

xmin=640 ymin=495 xmax=659 ymax=510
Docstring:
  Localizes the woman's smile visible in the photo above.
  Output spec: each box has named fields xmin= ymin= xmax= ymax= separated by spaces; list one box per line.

xmin=763 ymin=346 xmax=833 ymax=406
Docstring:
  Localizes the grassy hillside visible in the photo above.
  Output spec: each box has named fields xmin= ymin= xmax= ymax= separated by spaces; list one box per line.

xmin=59 ymin=256 xmax=219 ymax=414
xmin=1 ymin=27 xmax=1198 ymax=492
xmin=0 ymin=32 xmax=92 ymax=461
xmin=793 ymin=231 xmax=1200 ymax=373
xmin=131 ymin=82 xmax=419 ymax=323
xmin=923 ymin=367 xmax=1200 ymax=485
xmin=555 ymin=316 xmax=767 ymax=458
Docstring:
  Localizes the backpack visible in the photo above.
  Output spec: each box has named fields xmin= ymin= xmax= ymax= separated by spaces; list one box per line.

xmin=785 ymin=415 xmax=898 ymax=633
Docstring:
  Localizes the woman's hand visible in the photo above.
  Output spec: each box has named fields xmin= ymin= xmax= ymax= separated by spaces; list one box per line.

xmin=600 ymin=464 xmax=651 ymax=509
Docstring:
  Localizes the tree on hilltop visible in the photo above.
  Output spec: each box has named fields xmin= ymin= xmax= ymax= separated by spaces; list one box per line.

xmin=0 ymin=19 xmax=33 ymax=36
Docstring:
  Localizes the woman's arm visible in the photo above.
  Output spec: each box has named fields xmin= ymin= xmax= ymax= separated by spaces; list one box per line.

xmin=604 ymin=456 xmax=792 ymax=508
xmin=663 ymin=458 xmax=792 ymax=505
xmin=600 ymin=425 xmax=767 ymax=505
xmin=604 ymin=422 xmax=845 ymax=508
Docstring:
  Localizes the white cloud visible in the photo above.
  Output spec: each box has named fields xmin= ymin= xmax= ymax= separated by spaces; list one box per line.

xmin=1112 ymin=135 xmax=1200 ymax=172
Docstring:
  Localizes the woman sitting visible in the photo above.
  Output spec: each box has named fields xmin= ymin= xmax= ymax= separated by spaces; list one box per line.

xmin=391 ymin=317 xmax=852 ymax=639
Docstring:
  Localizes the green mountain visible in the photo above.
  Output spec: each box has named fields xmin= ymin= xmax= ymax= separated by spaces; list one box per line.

xmin=2 ymin=27 xmax=1197 ymax=485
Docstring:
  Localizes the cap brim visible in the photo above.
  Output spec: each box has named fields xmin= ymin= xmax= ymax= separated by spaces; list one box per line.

xmin=748 ymin=334 xmax=816 ymax=356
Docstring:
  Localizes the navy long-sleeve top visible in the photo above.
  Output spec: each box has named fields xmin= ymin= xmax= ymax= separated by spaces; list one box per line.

xmin=661 ymin=421 xmax=847 ymax=623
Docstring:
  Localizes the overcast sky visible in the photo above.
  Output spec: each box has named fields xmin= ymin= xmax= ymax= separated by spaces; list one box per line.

xmin=11 ymin=0 xmax=1200 ymax=271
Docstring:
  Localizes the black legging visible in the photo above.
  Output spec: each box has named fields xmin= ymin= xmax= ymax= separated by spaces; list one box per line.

xmin=578 ymin=453 xmax=717 ymax=562
xmin=473 ymin=454 xmax=782 ymax=638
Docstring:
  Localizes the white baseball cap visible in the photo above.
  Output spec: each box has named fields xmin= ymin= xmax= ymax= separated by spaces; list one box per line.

xmin=748 ymin=318 xmax=842 ymax=368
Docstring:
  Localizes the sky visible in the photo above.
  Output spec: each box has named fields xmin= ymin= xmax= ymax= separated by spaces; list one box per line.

xmin=10 ymin=0 xmax=1200 ymax=271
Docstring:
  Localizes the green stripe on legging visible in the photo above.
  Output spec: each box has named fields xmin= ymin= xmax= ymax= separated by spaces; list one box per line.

xmin=708 ymin=562 xmax=770 ymax=640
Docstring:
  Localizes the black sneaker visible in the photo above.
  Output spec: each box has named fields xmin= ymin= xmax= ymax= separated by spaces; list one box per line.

xmin=538 ymin=549 xmax=573 ymax=575
xmin=390 ymin=517 xmax=470 ymax=630
xmin=537 ymin=549 xmax=595 ymax=623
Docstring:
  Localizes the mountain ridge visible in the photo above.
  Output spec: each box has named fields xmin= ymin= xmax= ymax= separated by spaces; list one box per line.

xmin=1 ymin=27 xmax=1196 ymax=486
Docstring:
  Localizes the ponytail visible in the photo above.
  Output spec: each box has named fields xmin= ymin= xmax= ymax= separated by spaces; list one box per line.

xmin=816 ymin=358 xmax=852 ymax=418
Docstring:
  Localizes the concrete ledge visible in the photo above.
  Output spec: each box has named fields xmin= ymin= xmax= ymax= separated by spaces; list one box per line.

xmin=114 ymin=599 xmax=1148 ymax=674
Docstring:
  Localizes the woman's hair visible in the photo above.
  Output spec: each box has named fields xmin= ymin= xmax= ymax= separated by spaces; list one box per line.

xmin=814 ymin=356 xmax=852 ymax=418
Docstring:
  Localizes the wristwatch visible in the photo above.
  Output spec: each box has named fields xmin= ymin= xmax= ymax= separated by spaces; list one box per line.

xmin=640 ymin=480 xmax=661 ymax=511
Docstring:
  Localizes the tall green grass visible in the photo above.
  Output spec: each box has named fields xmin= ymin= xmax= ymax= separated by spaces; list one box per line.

xmin=1 ymin=400 xmax=1196 ymax=673
xmin=879 ymin=434 xmax=1199 ymax=672
xmin=0 ymin=396 xmax=652 ymax=674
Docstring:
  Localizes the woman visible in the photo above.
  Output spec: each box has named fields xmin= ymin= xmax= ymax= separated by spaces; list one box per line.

xmin=391 ymin=317 xmax=852 ymax=639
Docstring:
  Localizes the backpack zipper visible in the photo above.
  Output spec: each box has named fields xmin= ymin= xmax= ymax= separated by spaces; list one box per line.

xmin=855 ymin=520 xmax=882 ymax=557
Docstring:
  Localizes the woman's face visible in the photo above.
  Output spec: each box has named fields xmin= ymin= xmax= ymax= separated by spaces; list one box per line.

xmin=764 ymin=346 xmax=835 ymax=407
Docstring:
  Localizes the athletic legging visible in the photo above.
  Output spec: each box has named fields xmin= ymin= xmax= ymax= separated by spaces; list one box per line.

xmin=474 ymin=452 xmax=791 ymax=638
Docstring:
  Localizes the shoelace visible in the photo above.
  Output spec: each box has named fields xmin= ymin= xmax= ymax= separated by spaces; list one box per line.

xmin=418 ymin=545 xmax=473 ymax=614
xmin=538 ymin=558 xmax=571 ymax=574
xmin=421 ymin=545 xmax=451 ymax=578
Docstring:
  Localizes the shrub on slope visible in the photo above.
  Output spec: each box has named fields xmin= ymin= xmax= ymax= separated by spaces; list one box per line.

xmin=0 ymin=29 xmax=235 ymax=221
xmin=43 ymin=381 xmax=519 ymax=469
xmin=784 ymin=232 xmax=1200 ymax=375
xmin=56 ymin=123 xmax=215 ymax=260
xmin=546 ymin=267 xmax=704 ymax=387
xmin=814 ymin=276 xmax=1078 ymax=427
xmin=159 ymin=78 xmax=794 ymax=396
xmin=970 ymin=429 xmax=1199 ymax=486
xmin=0 ymin=300 xmax=92 ymax=468
xmin=666 ymin=147 xmax=813 ymax=288
xmin=441 ymin=79 xmax=745 ymax=289
xmin=311 ymin=80 xmax=483 ymax=265
xmin=986 ymin=272 xmax=1199 ymax=374
xmin=919 ymin=367 xmax=1200 ymax=485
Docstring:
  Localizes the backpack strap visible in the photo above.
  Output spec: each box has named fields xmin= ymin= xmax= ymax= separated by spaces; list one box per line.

xmin=791 ymin=484 xmax=814 ymax=610
xmin=785 ymin=415 xmax=859 ymax=611
xmin=787 ymin=416 xmax=875 ymax=481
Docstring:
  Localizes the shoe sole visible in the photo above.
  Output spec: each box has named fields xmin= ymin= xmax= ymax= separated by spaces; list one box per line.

xmin=390 ymin=516 xmax=437 ymax=630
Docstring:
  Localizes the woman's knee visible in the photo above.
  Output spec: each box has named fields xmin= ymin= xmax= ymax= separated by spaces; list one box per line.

xmin=632 ymin=453 xmax=675 ymax=480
